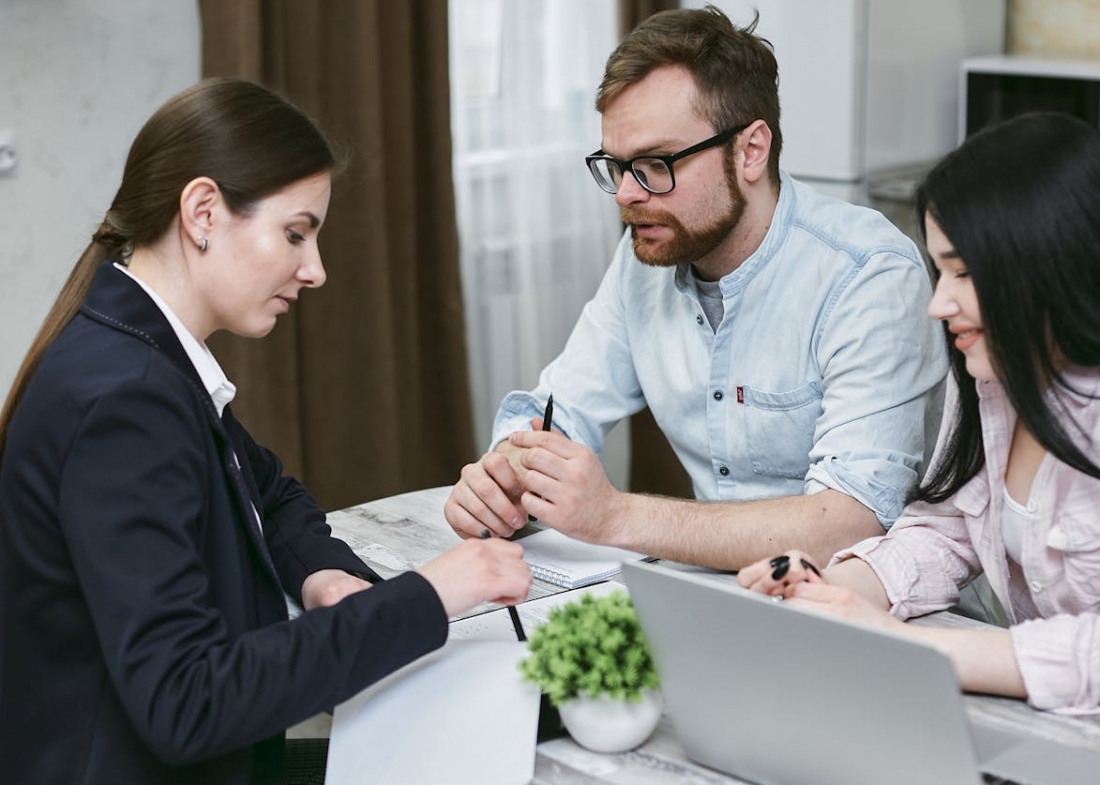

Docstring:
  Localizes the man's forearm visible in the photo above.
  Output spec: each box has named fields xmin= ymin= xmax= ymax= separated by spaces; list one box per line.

xmin=606 ymin=489 xmax=883 ymax=570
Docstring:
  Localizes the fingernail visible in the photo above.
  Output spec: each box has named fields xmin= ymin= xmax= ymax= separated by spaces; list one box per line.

xmin=769 ymin=555 xmax=790 ymax=569
xmin=771 ymin=561 xmax=790 ymax=581
xmin=800 ymin=558 xmax=821 ymax=577
xmin=480 ymin=528 xmax=491 ymax=539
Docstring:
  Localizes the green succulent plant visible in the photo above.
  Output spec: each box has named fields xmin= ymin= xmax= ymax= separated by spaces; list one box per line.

xmin=519 ymin=590 xmax=660 ymax=707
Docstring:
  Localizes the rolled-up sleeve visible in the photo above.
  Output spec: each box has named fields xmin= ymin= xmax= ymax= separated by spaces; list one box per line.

xmin=1011 ymin=614 xmax=1100 ymax=714
xmin=805 ymin=249 xmax=948 ymax=526
xmin=833 ymin=496 xmax=985 ymax=620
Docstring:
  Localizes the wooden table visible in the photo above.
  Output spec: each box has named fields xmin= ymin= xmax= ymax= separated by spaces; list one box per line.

xmin=325 ymin=486 xmax=1100 ymax=783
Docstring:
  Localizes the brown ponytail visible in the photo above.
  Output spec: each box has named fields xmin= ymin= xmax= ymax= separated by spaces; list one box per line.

xmin=0 ymin=237 xmax=103 ymax=457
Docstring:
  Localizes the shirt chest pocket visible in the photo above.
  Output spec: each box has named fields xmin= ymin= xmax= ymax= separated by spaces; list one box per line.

xmin=741 ymin=383 xmax=822 ymax=480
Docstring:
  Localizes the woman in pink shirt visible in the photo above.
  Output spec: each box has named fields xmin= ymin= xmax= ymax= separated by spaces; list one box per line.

xmin=739 ymin=111 xmax=1100 ymax=714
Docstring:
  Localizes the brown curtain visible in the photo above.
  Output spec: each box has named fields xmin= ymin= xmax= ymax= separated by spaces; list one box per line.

xmin=199 ymin=0 xmax=474 ymax=512
xmin=617 ymin=0 xmax=693 ymax=499
xmin=618 ymin=0 xmax=678 ymax=38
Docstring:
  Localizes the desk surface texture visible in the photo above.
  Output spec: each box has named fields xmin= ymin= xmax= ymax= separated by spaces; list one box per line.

xmin=325 ymin=486 xmax=1100 ymax=784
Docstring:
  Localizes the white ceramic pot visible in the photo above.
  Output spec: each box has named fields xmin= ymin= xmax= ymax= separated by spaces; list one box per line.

xmin=557 ymin=689 xmax=663 ymax=754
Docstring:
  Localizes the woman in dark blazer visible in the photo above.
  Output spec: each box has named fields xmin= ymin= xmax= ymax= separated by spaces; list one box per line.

xmin=0 ymin=77 xmax=531 ymax=785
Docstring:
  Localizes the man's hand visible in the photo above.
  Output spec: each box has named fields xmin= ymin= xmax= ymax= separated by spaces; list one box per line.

xmin=444 ymin=446 xmax=528 ymax=538
xmin=507 ymin=428 xmax=626 ymax=546
xmin=443 ymin=416 xmax=557 ymax=539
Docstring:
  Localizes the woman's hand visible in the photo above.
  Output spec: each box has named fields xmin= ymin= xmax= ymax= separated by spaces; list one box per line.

xmin=782 ymin=581 xmax=907 ymax=633
xmin=737 ymin=549 xmax=825 ymax=596
xmin=739 ymin=549 xmax=903 ymax=633
xmin=301 ymin=568 xmax=373 ymax=610
xmin=417 ymin=536 xmax=533 ymax=617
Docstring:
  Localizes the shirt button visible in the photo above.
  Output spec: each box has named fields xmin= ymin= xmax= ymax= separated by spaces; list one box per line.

xmin=719 ymin=466 xmax=730 ymax=476
xmin=713 ymin=390 xmax=724 ymax=401
xmin=1029 ymin=580 xmax=1042 ymax=593
xmin=696 ymin=315 xmax=705 ymax=325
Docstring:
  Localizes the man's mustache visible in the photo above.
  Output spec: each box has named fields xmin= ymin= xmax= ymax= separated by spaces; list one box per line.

xmin=622 ymin=209 xmax=673 ymax=225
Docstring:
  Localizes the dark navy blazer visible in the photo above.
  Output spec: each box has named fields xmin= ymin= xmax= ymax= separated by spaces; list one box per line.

xmin=0 ymin=263 xmax=447 ymax=784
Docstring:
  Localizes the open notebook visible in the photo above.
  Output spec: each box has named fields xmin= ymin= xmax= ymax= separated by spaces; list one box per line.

xmin=519 ymin=528 xmax=648 ymax=588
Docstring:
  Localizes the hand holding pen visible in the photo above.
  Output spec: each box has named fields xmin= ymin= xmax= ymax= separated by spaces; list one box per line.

xmin=441 ymin=394 xmax=556 ymax=541
xmin=505 ymin=402 xmax=624 ymax=545
xmin=478 ymin=527 xmax=528 ymax=641
xmin=509 ymin=393 xmax=550 ymax=639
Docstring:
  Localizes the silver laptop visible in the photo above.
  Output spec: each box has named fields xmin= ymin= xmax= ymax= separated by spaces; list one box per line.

xmin=622 ymin=560 xmax=1100 ymax=785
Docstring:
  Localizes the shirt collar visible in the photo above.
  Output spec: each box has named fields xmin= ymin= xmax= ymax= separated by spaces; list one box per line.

xmin=673 ymin=171 xmax=792 ymax=296
xmin=113 ymin=263 xmax=237 ymax=417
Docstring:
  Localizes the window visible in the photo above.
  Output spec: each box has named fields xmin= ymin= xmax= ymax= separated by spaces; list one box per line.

xmin=449 ymin=0 xmax=623 ymax=454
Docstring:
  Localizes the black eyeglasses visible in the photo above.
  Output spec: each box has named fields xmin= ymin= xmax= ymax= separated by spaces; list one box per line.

xmin=585 ymin=123 xmax=751 ymax=195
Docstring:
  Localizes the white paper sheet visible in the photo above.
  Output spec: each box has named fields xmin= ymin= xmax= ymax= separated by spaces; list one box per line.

xmin=326 ymin=640 xmax=540 ymax=785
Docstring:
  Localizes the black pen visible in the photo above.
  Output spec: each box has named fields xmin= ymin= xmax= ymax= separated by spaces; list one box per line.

xmin=480 ymin=528 xmax=527 ymax=641
xmin=528 ymin=394 xmax=554 ymax=522
xmin=541 ymin=393 xmax=554 ymax=432
xmin=507 ymin=605 xmax=527 ymax=642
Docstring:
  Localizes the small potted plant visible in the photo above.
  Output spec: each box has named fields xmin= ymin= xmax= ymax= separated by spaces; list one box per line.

xmin=519 ymin=590 xmax=662 ymax=753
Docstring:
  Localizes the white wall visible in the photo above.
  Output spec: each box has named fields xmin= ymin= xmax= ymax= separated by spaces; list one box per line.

xmin=0 ymin=0 xmax=200 ymax=396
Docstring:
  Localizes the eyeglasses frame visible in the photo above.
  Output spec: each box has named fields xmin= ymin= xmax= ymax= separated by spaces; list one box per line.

xmin=585 ymin=123 xmax=752 ymax=195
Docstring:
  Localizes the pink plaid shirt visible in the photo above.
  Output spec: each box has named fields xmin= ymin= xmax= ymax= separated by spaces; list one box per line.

xmin=835 ymin=368 xmax=1100 ymax=714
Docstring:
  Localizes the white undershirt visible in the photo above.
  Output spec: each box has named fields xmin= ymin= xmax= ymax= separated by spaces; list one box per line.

xmin=1001 ymin=488 xmax=1032 ymax=566
xmin=114 ymin=263 xmax=236 ymax=417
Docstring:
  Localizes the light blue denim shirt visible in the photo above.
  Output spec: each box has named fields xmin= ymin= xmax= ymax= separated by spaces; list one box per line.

xmin=493 ymin=173 xmax=948 ymax=526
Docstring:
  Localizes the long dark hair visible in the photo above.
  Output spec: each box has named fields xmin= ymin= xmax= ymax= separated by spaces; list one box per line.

xmin=913 ymin=112 xmax=1100 ymax=503
xmin=0 ymin=77 xmax=341 ymax=462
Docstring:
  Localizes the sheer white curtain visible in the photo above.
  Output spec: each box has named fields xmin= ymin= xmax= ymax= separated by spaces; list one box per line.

xmin=449 ymin=0 xmax=628 ymax=482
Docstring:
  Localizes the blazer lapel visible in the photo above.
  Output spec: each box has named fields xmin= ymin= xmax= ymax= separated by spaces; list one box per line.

xmin=219 ymin=433 xmax=281 ymax=583
xmin=81 ymin=262 xmax=282 ymax=585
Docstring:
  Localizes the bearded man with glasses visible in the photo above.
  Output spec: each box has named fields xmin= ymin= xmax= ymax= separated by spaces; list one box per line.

xmin=445 ymin=5 xmax=947 ymax=573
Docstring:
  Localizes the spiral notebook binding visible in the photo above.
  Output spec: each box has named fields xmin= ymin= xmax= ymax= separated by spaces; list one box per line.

xmin=527 ymin=561 xmax=619 ymax=589
xmin=529 ymin=565 xmax=571 ymax=585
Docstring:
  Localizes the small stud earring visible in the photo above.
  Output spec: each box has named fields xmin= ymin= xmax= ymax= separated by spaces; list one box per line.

xmin=198 ymin=237 xmax=209 ymax=253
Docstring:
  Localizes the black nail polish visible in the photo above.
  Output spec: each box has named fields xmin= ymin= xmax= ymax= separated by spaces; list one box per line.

xmin=769 ymin=555 xmax=790 ymax=569
xmin=800 ymin=558 xmax=821 ymax=577
xmin=771 ymin=561 xmax=790 ymax=581
xmin=480 ymin=528 xmax=491 ymax=539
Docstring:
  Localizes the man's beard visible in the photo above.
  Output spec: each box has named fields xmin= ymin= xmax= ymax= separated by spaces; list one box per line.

xmin=622 ymin=164 xmax=746 ymax=268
